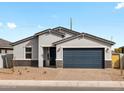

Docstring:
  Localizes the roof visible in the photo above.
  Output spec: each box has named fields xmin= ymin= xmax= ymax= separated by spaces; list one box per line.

xmin=53 ymin=32 xmax=115 ymax=45
xmin=52 ymin=26 xmax=80 ymax=35
xmin=11 ymin=26 xmax=80 ymax=46
xmin=11 ymin=26 xmax=115 ymax=46
xmin=34 ymin=26 xmax=80 ymax=36
xmin=0 ymin=38 xmax=13 ymax=48
xmin=11 ymin=36 xmax=35 ymax=46
xmin=119 ymin=46 xmax=124 ymax=48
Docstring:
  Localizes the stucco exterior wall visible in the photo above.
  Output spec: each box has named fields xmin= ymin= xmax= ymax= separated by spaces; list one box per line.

xmin=63 ymin=33 xmax=72 ymax=38
xmin=32 ymin=37 xmax=38 ymax=60
xmin=7 ymin=50 xmax=13 ymax=54
xmin=13 ymin=32 xmax=72 ymax=67
xmin=0 ymin=54 xmax=3 ymax=68
xmin=13 ymin=37 xmax=38 ymax=60
xmin=56 ymin=36 xmax=112 ymax=62
xmin=38 ymin=33 xmax=63 ymax=47
xmin=0 ymin=49 xmax=13 ymax=54
xmin=38 ymin=33 xmax=63 ymax=67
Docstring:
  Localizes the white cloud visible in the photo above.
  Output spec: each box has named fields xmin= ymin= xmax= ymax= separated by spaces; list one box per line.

xmin=7 ymin=22 xmax=16 ymax=29
xmin=115 ymin=2 xmax=124 ymax=9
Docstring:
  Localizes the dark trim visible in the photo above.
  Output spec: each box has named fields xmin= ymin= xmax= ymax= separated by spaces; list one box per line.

xmin=84 ymin=33 xmax=115 ymax=45
xmin=50 ymin=32 xmax=65 ymax=38
xmin=35 ymin=27 xmax=80 ymax=38
xmin=53 ymin=34 xmax=81 ymax=45
xmin=0 ymin=48 xmax=13 ymax=50
xmin=53 ymin=33 xmax=115 ymax=45
xmin=13 ymin=60 xmax=38 ymax=67
xmin=105 ymin=60 xmax=112 ymax=68
xmin=11 ymin=27 xmax=66 ymax=46
xmin=11 ymin=36 xmax=35 ymax=46
xmin=102 ymin=48 xmax=105 ymax=68
xmin=11 ymin=26 xmax=115 ymax=46
xmin=34 ymin=29 xmax=51 ymax=36
xmin=51 ymin=30 xmax=65 ymax=38
xmin=52 ymin=26 xmax=80 ymax=35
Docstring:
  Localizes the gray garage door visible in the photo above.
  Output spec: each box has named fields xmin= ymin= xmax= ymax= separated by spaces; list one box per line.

xmin=63 ymin=48 xmax=104 ymax=68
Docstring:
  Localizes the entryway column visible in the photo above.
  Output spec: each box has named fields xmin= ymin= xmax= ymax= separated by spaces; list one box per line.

xmin=45 ymin=47 xmax=50 ymax=66
xmin=38 ymin=46 xmax=43 ymax=67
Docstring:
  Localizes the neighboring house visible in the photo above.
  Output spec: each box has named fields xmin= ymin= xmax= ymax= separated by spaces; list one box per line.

xmin=114 ymin=46 xmax=124 ymax=53
xmin=11 ymin=26 xmax=115 ymax=68
xmin=0 ymin=38 xmax=13 ymax=54
xmin=112 ymin=52 xmax=120 ymax=68
xmin=0 ymin=38 xmax=13 ymax=68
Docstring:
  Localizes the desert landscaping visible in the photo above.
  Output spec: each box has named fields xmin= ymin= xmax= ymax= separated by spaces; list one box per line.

xmin=0 ymin=67 xmax=124 ymax=81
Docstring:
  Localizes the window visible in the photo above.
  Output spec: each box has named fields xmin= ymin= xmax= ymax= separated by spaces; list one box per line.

xmin=25 ymin=47 xmax=32 ymax=59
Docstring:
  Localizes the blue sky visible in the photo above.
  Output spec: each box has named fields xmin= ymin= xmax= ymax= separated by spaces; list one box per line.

xmin=0 ymin=2 xmax=124 ymax=48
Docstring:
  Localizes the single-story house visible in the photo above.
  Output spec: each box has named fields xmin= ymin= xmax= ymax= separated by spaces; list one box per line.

xmin=0 ymin=38 xmax=13 ymax=68
xmin=0 ymin=38 xmax=13 ymax=54
xmin=11 ymin=26 xmax=115 ymax=68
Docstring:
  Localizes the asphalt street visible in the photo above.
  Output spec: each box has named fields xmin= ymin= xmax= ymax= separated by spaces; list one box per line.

xmin=0 ymin=86 xmax=124 ymax=91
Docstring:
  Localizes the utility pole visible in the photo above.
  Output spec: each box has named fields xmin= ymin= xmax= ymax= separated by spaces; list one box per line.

xmin=70 ymin=17 xmax=72 ymax=30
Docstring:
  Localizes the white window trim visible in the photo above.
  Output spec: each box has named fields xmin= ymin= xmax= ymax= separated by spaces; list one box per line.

xmin=25 ymin=46 xmax=32 ymax=60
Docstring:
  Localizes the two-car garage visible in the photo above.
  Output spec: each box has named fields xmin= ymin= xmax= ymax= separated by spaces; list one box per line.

xmin=63 ymin=48 xmax=104 ymax=68
xmin=54 ymin=33 xmax=115 ymax=69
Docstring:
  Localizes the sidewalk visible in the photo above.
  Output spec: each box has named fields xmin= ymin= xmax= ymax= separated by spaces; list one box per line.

xmin=0 ymin=80 xmax=124 ymax=88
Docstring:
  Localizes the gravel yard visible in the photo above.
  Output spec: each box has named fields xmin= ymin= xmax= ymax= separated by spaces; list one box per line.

xmin=0 ymin=67 xmax=124 ymax=80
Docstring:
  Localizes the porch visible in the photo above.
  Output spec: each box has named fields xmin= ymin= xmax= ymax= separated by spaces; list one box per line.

xmin=43 ymin=47 xmax=56 ymax=67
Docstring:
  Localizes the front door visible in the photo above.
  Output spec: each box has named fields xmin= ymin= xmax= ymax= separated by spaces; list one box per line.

xmin=50 ymin=47 xmax=56 ymax=66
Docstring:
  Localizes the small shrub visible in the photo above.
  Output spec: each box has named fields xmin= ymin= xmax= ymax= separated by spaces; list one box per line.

xmin=43 ymin=71 xmax=47 ymax=74
xmin=25 ymin=68 xmax=28 ymax=70
xmin=19 ymin=71 xmax=22 ymax=75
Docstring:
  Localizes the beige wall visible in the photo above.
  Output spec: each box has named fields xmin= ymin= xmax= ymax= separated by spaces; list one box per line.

xmin=38 ymin=31 xmax=73 ymax=67
xmin=13 ymin=37 xmax=38 ymax=60
xmin=38 ymin=33 xmax=63 ymax=47
xmin=0 ymin=54 xmax=3 ymax=68
xmin=0 ymin=49 xmax=13 ymax=54
xmin=56 ymin=36 xmax=112 ymax=61
xmin=38 ymin=33 xmax=63 ymax=67
xmin=32 ymin=37 xmax=38 ymax=60
xmin=13 ymin=31 xmax=73 ymax=67
xmin=13 ymin=30 xmax=113 ymax=67
xmin=6 ymin=50 xmax=13 ymax=54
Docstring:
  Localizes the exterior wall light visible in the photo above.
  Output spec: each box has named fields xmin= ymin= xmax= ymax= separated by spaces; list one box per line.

xmin=106 ymin=48 xmax=109 ymax=53
xmin=57 ymin=47 xmax=61 ymax=52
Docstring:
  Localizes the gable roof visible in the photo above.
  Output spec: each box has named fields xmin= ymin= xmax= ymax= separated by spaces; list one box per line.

xmin=11 ymin=26 xmax=80 ymax=46
xmin=11 ymin=36 xmax=35 ymax=46
xmin=0 ymin=38 xmax=13 ymax=48
xmin=34 ymin=26 xmax=80 ymax=36
xmin=53 ymin=32 xmax=115 ymax=45
xmin=11 ymin=26 xmax=115 ymax=46
xmin=52 ymin=26 xmax=80 ymax=35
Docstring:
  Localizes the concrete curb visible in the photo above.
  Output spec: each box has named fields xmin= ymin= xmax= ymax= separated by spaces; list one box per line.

xmin=0 ymin=80 xmax=124 ymax=88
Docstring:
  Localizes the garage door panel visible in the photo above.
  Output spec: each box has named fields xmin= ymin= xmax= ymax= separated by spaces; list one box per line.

xmin=63 ymin=48 xmax=104 ymax=68
xmin=64 ymin=64 xmax=103 ymax=68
